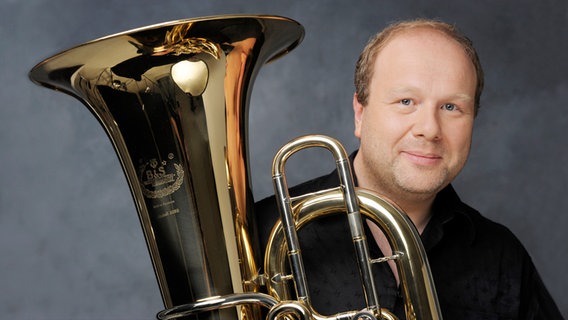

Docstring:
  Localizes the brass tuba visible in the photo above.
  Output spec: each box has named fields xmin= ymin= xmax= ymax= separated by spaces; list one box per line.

xmin=29 ymin=15 xmax=442 ymax=320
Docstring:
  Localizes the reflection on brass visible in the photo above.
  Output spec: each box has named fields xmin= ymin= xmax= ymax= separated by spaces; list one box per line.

xmin=155 ymin=36 xmax=221 ymax=58
xmin=30 ymin=15 xmax=304 ymax=320
xmin=30 ymin=14 xmax=442 ymax=320
xmin=171 ymin=60 xmax=209 ymax=96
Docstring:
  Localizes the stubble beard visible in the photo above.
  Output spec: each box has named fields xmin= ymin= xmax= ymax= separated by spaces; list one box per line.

xmin=361 ymin=151 xmax=453 ymax=202
xmin=391 ymin=157 xmax=451 ymax=196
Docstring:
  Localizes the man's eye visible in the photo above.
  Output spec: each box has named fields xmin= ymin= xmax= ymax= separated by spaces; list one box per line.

xmin=442 ymin=103 xmax=457 ymax=111
xmin=401 ymin=99 xmax=412 ymax=105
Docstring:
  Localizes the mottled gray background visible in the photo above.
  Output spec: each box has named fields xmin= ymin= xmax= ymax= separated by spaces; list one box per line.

xmin=1 ymin=0 xmax=567 ymax=318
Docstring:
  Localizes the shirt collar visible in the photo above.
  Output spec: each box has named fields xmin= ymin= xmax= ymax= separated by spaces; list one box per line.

xmin=422 ymin=184 xmax=477 ymax=250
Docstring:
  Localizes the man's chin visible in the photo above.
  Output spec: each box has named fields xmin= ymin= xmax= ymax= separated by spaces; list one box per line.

xmin=395 ymin=175 xmax=448 ymax=196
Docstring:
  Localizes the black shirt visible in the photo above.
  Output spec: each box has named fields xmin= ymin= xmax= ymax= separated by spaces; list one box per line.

xmin=254 ymin=153 xmax=563 ymax=319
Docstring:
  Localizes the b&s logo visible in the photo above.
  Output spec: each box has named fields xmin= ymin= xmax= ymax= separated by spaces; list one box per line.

xmin=139 ymin=153 xmax=184 ymax=199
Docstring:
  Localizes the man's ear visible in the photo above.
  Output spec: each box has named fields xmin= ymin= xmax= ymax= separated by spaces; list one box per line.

xmin=353 ymin=93 xmax=364 ymax=138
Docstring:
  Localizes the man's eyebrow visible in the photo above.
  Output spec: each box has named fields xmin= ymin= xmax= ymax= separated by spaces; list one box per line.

xmin=387 ymin=86 xmax=419 ymax=96
xmin=391 ymin=86 xmax=417 ymax=92
xmin=451 ymin=93 xmax=474 ymax=102
xmin=388 ymin=87 xmax=473 ymax=100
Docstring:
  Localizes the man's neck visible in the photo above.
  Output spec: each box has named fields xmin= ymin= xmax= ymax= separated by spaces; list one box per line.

xmin=391 ymin=195 xmax=435 ymax=233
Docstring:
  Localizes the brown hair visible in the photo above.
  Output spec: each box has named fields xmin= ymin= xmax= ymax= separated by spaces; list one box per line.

xmin=354 ymin=19 xmax=484 ymax=116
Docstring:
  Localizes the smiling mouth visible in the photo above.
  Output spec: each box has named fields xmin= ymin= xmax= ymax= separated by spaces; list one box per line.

xmin=402 ymin=151 xmax=442 ymax=166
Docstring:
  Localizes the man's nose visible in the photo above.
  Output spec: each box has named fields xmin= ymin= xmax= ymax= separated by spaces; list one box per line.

xmin=411 ymin=105 xmax=442 ymax=141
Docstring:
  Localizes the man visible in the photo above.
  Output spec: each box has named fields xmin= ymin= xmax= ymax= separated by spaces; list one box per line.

xmin=255 ymin=19 xmax=563 ymax=319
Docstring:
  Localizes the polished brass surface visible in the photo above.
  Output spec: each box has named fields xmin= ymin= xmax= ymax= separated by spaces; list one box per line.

xmin=265 ymin=135 xmax=443 ymax=320
xmin=30 ymin=15 xmax=304 ymax=319
xmin=30 ymin=14 xmax=442 ymax=320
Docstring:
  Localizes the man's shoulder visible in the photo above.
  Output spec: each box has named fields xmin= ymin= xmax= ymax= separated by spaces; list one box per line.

xmin=452 ymin=199 xmax=526 ymax=252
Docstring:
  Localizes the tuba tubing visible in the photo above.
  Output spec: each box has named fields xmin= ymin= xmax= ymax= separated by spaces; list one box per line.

xmin=264 ymin=135 xmax=443 ymax=320
xmin=270 ymin=135 xmax=380 ymax=314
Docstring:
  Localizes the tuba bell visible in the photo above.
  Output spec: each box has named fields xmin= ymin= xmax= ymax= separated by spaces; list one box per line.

xmin=30 ymin=15 xmax=442 ymax=320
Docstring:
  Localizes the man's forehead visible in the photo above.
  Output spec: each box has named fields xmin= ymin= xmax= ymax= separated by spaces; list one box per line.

xmin=381 ymin=27 xmax=457 ymax=51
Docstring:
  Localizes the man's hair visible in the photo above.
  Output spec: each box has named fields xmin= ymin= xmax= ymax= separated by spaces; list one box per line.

xmin=354 ymin=19 xmax=484 ymax=116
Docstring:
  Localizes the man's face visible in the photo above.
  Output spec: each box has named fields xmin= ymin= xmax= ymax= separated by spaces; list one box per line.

xmin=353 ymin=29 xmax=477 ymax=199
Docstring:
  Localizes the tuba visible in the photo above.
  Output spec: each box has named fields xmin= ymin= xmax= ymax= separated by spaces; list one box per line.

xmin=29 ymin=15 xmax=442 ymax=320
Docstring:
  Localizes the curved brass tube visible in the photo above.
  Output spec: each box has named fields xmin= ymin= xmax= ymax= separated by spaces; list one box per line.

xmin=265 ymin=135 xmax=443 ymax=320
xmin=157 ymin=293 xmax=280 ymax=320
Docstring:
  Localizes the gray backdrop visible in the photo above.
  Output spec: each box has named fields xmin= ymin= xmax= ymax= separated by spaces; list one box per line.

xmin=1 ymin=0 xmax=567 ymax=318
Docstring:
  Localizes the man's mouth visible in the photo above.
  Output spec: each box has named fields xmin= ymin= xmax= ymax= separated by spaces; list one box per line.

xmin=401 ymin=151 xmax=442 ymax=166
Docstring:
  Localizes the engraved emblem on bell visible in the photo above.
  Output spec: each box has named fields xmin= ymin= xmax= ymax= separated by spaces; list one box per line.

xmin=138 ymin=153 xmax=184 ymax=199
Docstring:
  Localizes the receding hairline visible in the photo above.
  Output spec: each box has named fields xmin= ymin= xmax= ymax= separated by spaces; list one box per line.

xmin=377 ymin=20 xmax=463 ymax=43
xmin=369 ymin=23 xmax=477 ymax=79
xmin=354 ymin=19 xmax=484 ymax=115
